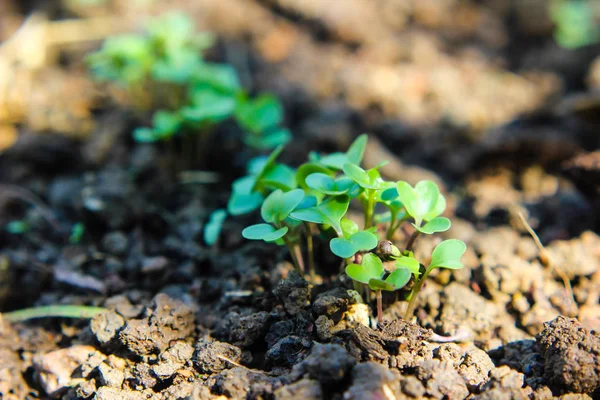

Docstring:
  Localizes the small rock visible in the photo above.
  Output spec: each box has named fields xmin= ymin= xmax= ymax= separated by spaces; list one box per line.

xmin=119 ymin=294 xmax=195 ymax=355
xmin=415 ymin=359 xmax=469 ymax=399
xmin=91 ymin=310 xmax=125 ymax=345
xmin=193 ymin=340 xmax=242 ymax=374
xmin=274 ymin=379 xmax=322 ymax=399
xmin=98 ymin=362 xmax=124 ymax=388
xmin=292 ymin=343 xmax=356 ymax=385
xmin=273 ymin=272 xmax=312 ymax=315
xmin=459 ymin=348 xmax=495 ymax=391
xmin=101 ymin=231 xmax=129 ymax=256
xmin=343 ymin=362 xmax=402 ymax=400
xmin=266 ymin=336 xmax=312 ymax=367
xmin=153 ymin=341 xmax=194 ymax=378
xmin=34 ymin=345 xmax=106 ymax=396
xmin=95 ymin=386 xmax=152 ymax=400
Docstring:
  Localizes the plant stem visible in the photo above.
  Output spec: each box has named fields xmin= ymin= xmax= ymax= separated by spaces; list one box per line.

xmin=304 ymin=223 xmax=316 ymax=283
xmin=404 ymin=268 xmax=432 ymax=320
xmin=405 ymin=230 xmax=421 ymax=252
xmin=364 ymin=191 xmax=375 ymax=228
xmin=283 ymin=236 xmax=303 ymax=276
xmin=376 ymin=290 xmax=383 ymax=325
xmin=386 ymin=214 xmax=397 ymax=240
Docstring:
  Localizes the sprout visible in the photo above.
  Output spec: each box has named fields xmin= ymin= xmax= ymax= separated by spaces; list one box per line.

xmin=345 ymin=253 xmax=411 ymax=324
xmin=242 ymin=189 xmax=305 ymax=274
xmin=329 ymin=218 xmax=378 ymax=259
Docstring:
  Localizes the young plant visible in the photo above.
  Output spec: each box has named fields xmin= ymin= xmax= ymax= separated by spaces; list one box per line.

xmin=242 ymin=189 xmax=306 ymax=274
xmin=345 ymin=253 xmax=411 ymax=324
xmin=88 ymin=11 xmax=290 ymax=162
xmin=401 ymin=239 xmax=466 ymax=320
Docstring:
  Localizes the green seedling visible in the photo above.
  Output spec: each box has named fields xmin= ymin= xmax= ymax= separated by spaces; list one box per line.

xmin=394 ymin=180 xmax=449 ymax=250
xmin=234 ymin=134 xmax=467 ymax=323
xmin=5 ymin=220 xmax=30 ymax=235
xmin=88 ymin=11 xmax=290 ymax=168
xmin=402 ymin=239 xmax=466 ymax=319
xmin=242 ymin=189 xmax=306 ymax=274
xmin=346 ymin=253 xmax=411 ymax=324
xmin=204 ymin=209 xmax=227 ymax=246
xmin=228 ymin=145 xmax=297 ymax=216
xmin=69 ymin=222 xmax=85 ymax=244
xmin=343 ymin=162 xmax=387 ymax=229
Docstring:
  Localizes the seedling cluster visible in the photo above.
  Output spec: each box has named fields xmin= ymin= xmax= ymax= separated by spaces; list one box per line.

xmin=87 ymin=12 xmax=290 ymax=150
xmin=232 ymin=134 xmax=466 ymax=324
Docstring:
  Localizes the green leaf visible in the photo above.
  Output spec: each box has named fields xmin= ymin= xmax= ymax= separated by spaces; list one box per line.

xmin=330 ymin=239 xmax=356 ymax=259
xmin=296 ymin=163 xmax=333 ymax=189
xmin=133 ymin=127 xmax=158 ymax=143
xmin=368 ymin=278 xmax=395 ymax=292
xmin=289 ymin=195 xmax=350 ymax=234
xmin=346 ymin=134 xmax=368 ymax=165
xmin=227 ymin=176 xmax=264 ymax=215
xmin=251 ymin=145 xmax=285 ymax=191
xmin=192 ymin=63 xmax=240 ymax=93
xmin=343 ymin=163 xmax=370 ymax=187
xmin=396 ymin=180 xmax=441 ymax=226
xmin=204 ymin=209 xmax=227 ymax=245
xmin=244 ymin=128 xmax=291 ymax=150
xmin=261 ymin=189 xmax=305 ymax=223
xmin=429 ymin=239 xmax=466 ymax=270
xmin=306 ymin=174 xmax=357 ymax=196
xmin=153 ymin=110 xmax=181 ymax=134
xmin=242 ymin=224 xmax=288 ymax=242
xmin=340 ymin=218 xmax=359 ymax=238
xmin=385 ymin=268 xmax=411 ymax=290
xmin=235 ymin=94 xmax=283 ymax=134
xmin=415 ymin=217 xmax=451 ymax=234
xmin=345 ymin=253 xmax=384 ymax=284
xmin=380 ymin=187 xmax=398 ymax=202
xmin=261 ymin=164 xmax=297 ymax=191
xmin=182 ymin=89 xmax=236 ymax=123
xmin=394 ymin=256 xmax=421 ymax=276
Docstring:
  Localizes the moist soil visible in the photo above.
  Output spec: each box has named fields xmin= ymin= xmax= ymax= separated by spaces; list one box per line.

xmin=1 ymin=1 xmax=600 ymax=399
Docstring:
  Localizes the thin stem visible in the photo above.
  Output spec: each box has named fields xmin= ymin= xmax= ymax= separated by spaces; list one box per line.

xmin=304 ymin=223 xmax=316 ymax=283
xmin=364 ymin=191 xmax=375 ymax=228
xmin=282 ymin=236 xmax=303 ymax=276
xmin=405 ymin=230 xmax=421 ymax=252
xmin=386 ymin=214 xmax=397 ymax=240
xmin=376 ymin=290 xmax=383 ymax=325
xmin=404 ymin=268 xmax=432 ymax=320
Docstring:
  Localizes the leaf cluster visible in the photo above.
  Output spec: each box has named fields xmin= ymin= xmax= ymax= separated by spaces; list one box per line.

xmin=87 ymin=12 xmax=290 ymax=149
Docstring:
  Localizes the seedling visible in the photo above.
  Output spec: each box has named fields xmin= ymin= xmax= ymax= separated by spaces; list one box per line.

xmin=242 ymin=189 xmax=306 ymax=274
xmin=401 ymin=239 xmax=466 ymax=319
xmin=88 ymin=11 xmax=291 ymax=168
xmin=204 ymin=209 xmax=227 ymax=246
xmin=346 ymin=253 xmax=411 ymax=324
xmin=234 ymin=134 xmax=466 ymax=323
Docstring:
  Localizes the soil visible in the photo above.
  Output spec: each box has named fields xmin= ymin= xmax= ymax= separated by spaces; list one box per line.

xmin=1 ymin=1 xmax=600 ymax=399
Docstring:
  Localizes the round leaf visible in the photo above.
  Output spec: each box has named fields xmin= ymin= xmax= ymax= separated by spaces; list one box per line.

xmin=394 ymin=256 xmax=421 ymax=276
xmin=368 ymin=278 xmax=395 ymax=292
xmin=261 ymin=189 xmax=305 ymax=223
xmin=361 ymin=253 xmax=385 ymax=278
xmin=290 ymin=195 xmax=349 ymax=234
xmin=204 ymin=209 xmax=226 ymax=245
xmin=415 ymin=217 xmax=451 ymax=234
xmin=345 ymin=263 xmax=372 ymax=284
xmin=330 ymin=238 xmax=356 ymax=258
xmin=429 ymin=239 xmax=466 ymax=270
xmin=385 ymin=268 xmax=412 ymax=290
xmin=349 ymin=231 xmax=378 ymax=252
xmin=242 ymin=224 xmax=276 ymax=240
xmin=306 ymin=173 xmax=337 ymax=193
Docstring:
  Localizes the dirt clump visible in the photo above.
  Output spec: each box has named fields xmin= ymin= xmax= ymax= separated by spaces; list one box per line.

xmin=194 ymin=339 xmax=242 ymax=374
xmin=119 ymin=293 xmax=195 ymax=356
xmin=536 ymin=316 xmax=600 ymax=394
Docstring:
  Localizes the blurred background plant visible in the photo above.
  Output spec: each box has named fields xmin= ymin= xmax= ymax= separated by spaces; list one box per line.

xmin=550 ymin=0 xmax=600 ymax=48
